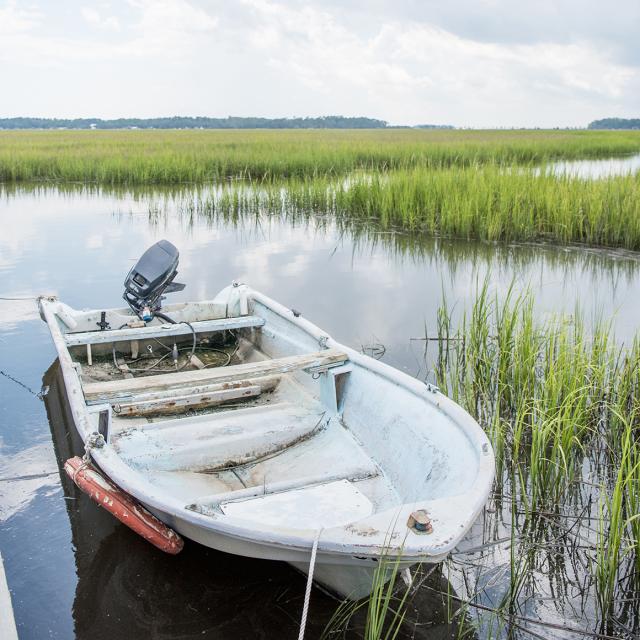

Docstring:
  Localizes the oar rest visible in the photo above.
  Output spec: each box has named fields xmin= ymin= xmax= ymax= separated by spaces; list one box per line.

xmin=82 ymin=349 xmax=349 ymax=412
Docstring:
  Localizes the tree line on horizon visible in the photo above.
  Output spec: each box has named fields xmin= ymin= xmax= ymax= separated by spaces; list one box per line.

xmin=588 ymin=118 xmax=640 ymax=130
xmin=0 ymin=116 xmax=389 ymax=130
xmin=0 ymin=116 xmax=461 ymax=130
xmin=1 ymin=116 xmax=637 ymax=131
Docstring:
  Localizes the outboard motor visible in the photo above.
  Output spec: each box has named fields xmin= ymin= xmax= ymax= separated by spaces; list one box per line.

xmin=123 ymin=240 xmax=185 ymax=321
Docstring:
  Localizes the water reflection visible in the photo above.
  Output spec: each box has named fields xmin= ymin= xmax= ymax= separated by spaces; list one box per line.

xmin=3 ymin=181 xmax=640 ymax=638
xmin=0 ymin=440 xmax=58 ymax=521
xmin=175 ymin=203 xmax=640 ymax=279
xmin=2 ymin=181 xmax=640 ymax=378
xmin=544 ymin=152 xmax=640 ymax=178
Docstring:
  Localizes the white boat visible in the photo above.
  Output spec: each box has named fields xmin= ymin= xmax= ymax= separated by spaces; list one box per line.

xmin=39 ymin=242 xmax=494 ymax=600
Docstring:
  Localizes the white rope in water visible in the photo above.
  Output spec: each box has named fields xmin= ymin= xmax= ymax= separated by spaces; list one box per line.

xmin=298 ymin=527 xmax=323 ymax=640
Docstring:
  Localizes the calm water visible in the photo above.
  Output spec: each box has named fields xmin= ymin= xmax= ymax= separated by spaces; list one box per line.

xmin=2 ymin=185 xmax=640 ymax=638
xmin=546 ymin=152 xmax=640 ymax=178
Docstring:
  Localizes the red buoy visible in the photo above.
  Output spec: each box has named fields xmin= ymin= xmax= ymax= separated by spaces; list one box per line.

xmin=64 ymin=456 xmax=184 ymax=555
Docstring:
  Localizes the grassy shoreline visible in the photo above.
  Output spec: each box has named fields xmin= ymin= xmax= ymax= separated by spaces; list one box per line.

xmin=1 ymin=129 xmax=639 ymax=183
xmin=2 ymin=128 xmax=639 ymax=252
xmin=190 ymin=166 xmax=640 ymax=250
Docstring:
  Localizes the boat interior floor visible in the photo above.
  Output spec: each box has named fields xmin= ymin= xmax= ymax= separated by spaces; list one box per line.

xmin=107 ymin=375 xmax=400 ymax=529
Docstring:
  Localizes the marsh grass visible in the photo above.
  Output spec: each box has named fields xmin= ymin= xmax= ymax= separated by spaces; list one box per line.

xmin=2 ymin=129 xmax=639 ymax=250
xmin=321 ymin=545 xmax=414 ymax=640
xmin=426 ymin=282 xmax=640 ymax=636
xmin=0 ymin=129 xmax=639 ymax=184
xmin=190 ymin=165 xmax=640 ymax=250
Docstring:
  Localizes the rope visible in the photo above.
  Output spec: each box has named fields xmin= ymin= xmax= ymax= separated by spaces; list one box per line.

xmin=298 ymin=528 xmax=323 ymax=640
xmin=68 ymin=431 xmax=106 ymax=484
xmin=82 ymin=432 xmax=105 ymax=463
xmin=71 ymin=458 xmax=91 ymax=484
xmin=0 ymin=370 xmax=48 ymax=400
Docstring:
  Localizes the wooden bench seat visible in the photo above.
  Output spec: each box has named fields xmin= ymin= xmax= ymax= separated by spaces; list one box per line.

xmin=109 ymin=379 xmax=270 ymax=416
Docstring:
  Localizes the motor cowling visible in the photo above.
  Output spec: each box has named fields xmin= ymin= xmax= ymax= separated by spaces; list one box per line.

xmin=123 ymin=240 xmax=185 ymax=320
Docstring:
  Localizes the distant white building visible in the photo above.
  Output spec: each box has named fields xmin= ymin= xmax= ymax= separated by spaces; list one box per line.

xmin=89 ymin=123 xmax=97 ymax=130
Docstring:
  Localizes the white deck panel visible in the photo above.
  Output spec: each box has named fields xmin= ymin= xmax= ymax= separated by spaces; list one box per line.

xmin=220 ymin=480 xmax=373 ymax=529
xmin=114 ymin=402 xmax=325 ymax=472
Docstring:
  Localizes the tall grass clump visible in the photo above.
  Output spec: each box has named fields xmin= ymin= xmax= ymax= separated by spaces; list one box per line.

xmin=192 ymin=166 xmax=640 ymax=250
xmin=0 ymin=129 xmax=639 ymax=184
xmin=595 ymin=419 xmax=640 ymax=627
xmin=321 ymin=547 xmax=414 ymax=640
xmin=428 ymin=282 xmax=640 ymax=634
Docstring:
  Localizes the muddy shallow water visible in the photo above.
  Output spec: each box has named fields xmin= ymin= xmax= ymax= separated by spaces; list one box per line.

xmin=2 ymin=185 xmax=640 ymax=638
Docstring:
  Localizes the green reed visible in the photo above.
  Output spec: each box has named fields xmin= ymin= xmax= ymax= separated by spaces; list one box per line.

xmin=431 ymin=283 xmax=639 ymax=632
xmin=0 ymin=129 xmax=639 ymax=184
xmin=321 ymin=545 xmax=413 ymax=640
xmin=434 ymin=285 xmax=610 ymax=505
xmin=190 ymin=165 xmax=640 ymax=250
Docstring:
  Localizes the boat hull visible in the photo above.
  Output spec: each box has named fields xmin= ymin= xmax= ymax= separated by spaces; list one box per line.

xmin=38 ymin=285 xmax=494 ymax=601
xmin=142 ymin=501 xmax=444 ymax=599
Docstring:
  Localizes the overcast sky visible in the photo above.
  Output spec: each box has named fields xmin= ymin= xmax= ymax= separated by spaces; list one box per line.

xmin=1 ymin=0 xmax=638 ymax=127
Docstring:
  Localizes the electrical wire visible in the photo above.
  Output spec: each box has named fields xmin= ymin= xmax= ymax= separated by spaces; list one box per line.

xmin=202 ymin=348 xmax=232 ymax=367
xmin=109 ymin=312 xmax=236 ymax=376
xmin=119 ymin=322 xmax=176 ymax=354
xmin=112 ymin=345 xmax=174 ymax=373
xmin=112 ymin=345 xmax=232 ymax=372
xmin=205 ymin=332 xmax=239 ymax=367
xmin=155 ymin=311 xmax=197 ymax=371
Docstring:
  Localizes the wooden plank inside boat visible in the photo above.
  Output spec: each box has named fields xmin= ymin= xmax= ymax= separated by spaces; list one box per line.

xmin=114 ymin=384 xmax=262 ymax=416
xmin=87 ymin=375 xmax=280 ymax=406
xmin=83 ymin=349 xmax=348 ymax=403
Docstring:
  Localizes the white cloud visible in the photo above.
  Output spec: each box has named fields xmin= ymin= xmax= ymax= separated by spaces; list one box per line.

xmin=238 ymin=0 xmax=638 ymax=124
xmin=0 ymin=0 xmax=42 ymax=35
xmin=242 ymin=0 xmax=426 ymax=94
xmin=0 ymin=0 xmax=219 ymax=65
xmin=0 ymin=0 xmax=637 ymax=126
xmin=123 ymin=0 xmax=218 ymax=55
xmin=81 ymin=6 xmax=121 ymax=30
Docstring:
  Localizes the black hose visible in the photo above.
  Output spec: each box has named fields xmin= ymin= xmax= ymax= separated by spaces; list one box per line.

xmin=111 ymin=345 xmax=231 ymax=372
xmin=155 ymin=311 xmax=176 ymax=324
